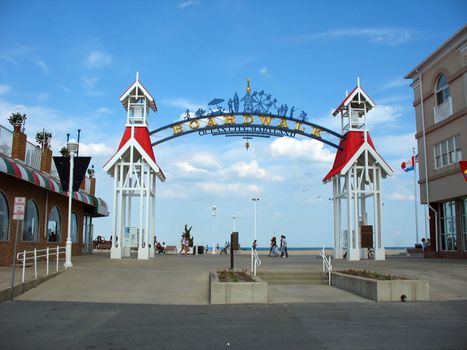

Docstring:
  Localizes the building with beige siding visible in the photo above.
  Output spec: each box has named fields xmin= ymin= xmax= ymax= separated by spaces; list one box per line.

xmin=406 ymin=25 xmax=467 ymax=258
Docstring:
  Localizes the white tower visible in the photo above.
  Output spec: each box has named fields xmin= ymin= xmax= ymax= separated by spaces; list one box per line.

xmin=104 ymin=73 xmax=166 ymax=260
xmin=323 ymin=80 xmax=393 ymax=261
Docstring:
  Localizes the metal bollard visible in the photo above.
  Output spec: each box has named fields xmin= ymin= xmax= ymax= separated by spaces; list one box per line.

xmin=46 ymin=247 xmax=49 ymax=276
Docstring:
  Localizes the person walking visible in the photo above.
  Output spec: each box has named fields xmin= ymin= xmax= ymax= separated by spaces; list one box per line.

xmin=282 ymin=235 xmax=288 ymax=258
xmin=269 ymin=236 xmax=277 ymax=257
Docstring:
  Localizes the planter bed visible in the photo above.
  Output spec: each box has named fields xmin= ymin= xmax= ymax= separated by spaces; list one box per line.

xmin=331 ymin=271 xmax=429 ymax=302
xmin=209 ymin=271 xmax=267 ymax=304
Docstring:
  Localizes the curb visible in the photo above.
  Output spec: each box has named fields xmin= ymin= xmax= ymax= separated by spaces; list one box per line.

xmin=0 ymin=271 xmax=63 ymax=303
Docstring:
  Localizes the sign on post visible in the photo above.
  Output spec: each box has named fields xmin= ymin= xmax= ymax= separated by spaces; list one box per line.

xmin=13 ymin=197 xmax=26 ymax=221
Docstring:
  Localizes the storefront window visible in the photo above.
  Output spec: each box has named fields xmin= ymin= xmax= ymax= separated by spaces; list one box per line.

xmin=48 ymin=207 xmax=61 ymax=243
xmin=23 ymin=200 xmax=39 ymax=242
xmin=71 ymin=212 xmax=78 ymax=243
xmin=463 ymin=199 xmax=467 ymax=251
xmin=0 ymin=192 xmax=9 ymax=241
xmin=440 ymin=201 xmax=456 ymax=251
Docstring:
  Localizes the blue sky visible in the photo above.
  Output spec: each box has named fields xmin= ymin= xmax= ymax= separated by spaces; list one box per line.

xmin=1 ymin=1 xmax=466 ymax=248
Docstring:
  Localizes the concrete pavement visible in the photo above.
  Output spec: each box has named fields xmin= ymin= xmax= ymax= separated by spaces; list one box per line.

xmin=4 ymin=251 xmax=467 ymax=304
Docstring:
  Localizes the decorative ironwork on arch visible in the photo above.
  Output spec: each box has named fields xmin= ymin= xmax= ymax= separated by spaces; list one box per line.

xmin=149 ymin=81 xmax=343 ymax=149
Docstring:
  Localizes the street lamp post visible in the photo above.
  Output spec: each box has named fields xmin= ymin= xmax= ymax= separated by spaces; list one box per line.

xmin=252 ymin=198 xmax=259 ymax=241
xmin=211 ymin=205 xmax=216 ymax=254
xmin=233 ymin=214 xmax=237 ymax=232
xmin=64 ymin=139 xmax=79 ymax=268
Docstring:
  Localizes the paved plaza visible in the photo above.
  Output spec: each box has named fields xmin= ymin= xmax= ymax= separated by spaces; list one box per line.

xmin=1 ymin=252 xmax=467 ymax=349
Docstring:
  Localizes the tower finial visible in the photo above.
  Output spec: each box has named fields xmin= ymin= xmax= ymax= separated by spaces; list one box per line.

xmin=246 ymin=78 xmax=251 ymax=94
xmin=357 ymin=77 xmax=360 ymax=87
xmin=136 ymin=72 xmax=140 ymax=81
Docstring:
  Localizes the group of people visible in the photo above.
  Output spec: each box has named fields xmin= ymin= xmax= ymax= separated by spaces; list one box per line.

xmin=268 ymin=235 xmax=288 ymax=258
xmin=421 ymin=237 xmax=431 ymax=251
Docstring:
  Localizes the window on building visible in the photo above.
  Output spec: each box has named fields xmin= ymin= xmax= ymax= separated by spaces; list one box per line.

xmin=48 ymin=207 xmax=61 ymax=243
xmin=0 ymin=192 xmax=9 ymax=241
xmin=434 ymin=134 xmax=462 ymax=169
xmin=462 ymin=199 xmax=467 ymax=251
xmin=23 ymin=200 xmax=39 ymax=242
xmin=71 ymin=212 xmax=78 ymax=243
xmin=435 ymin=74 xmax=450 ymax=105
xmin=440 ymin=201 xmax=457 ymax=251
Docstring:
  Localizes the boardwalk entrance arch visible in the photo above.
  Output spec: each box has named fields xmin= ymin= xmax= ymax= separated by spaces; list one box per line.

xmin=104 ymin=74 xmax=392 ymax=261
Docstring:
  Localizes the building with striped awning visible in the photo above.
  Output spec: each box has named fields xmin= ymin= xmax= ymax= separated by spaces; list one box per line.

xmin=0 ymin=125 xmax=109 ymax=266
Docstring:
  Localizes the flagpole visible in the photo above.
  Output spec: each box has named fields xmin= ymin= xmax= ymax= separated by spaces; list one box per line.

xmin=413 ymin=147 xmax=419 ymax=244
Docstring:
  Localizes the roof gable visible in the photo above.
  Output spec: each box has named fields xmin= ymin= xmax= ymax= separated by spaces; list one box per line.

xmin=322 ymin=131 xmax=392 ymax=182
xmin=332 ymin=86 xmax=376 ymax=116
xmin=119 ymin=80 xmax=157 ymax=112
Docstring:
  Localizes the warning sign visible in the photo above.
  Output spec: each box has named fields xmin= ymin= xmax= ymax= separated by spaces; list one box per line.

xmin=13 ymin=197 xmax=26 ymax=221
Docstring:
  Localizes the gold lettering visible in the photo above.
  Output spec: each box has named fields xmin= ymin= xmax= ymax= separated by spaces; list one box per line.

xmin=243 ymin=115 xmax=254 ymax=124
xmin=171 ymin=124 xmax=184 ymax=134
xmin=294 ymin=122 xmax=305 ymax=132
xmin=259 ymin=115 xmax=273 ymax=125
xmin=189 ymin=120 xmax=200 ymax=130
xmin=207 ymin=117 xmax=218 ymax=126
xmin=224 ymin=115 xmax=236 ymax=124
xmin=278 ymin=118 xmax=288 ymax=128
xmin=312 ymin=128 xmax=322 ymax=137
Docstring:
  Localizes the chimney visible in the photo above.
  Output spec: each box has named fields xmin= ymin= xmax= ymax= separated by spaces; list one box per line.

xmin=90 ymin=177 xmax=96 ymax=196
xmin=12 ymin=126 xmax=27 ymax=161
xmin=40 ymin=147 xmax=52 ymax=173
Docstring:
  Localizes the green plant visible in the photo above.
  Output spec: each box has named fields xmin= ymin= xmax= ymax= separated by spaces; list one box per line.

xmin=182 ymin=224 xmax=194 ymax=247
xmin=35 ymin=131 xmax=52 ymax=148
xmin=59 ymin=146 xmax=70 ymax=156
xmin=8 ymin=112 xmax=27 ymax=128
xmin=338 ymin=269 xmax=407 ymax=280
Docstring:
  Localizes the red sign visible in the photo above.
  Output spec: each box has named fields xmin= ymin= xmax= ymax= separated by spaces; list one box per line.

xmin=13 ymin=197 xmax=26 ymax=221
xmin=460 ymin=161 xmax=467 ymax=182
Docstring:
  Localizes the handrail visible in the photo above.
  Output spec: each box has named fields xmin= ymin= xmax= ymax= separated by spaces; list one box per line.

xmin=250 ymin=248 xmax=262 ymax=277
xmin=319 ymin=246 xmax=332 ymax=286
xmin=16 ymin=245 xmax=66 ymax=283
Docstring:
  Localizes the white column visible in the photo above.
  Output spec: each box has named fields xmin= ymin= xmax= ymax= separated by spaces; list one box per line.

xmin=374 ymin=168 xmax=385 ymax=260
xmin=64 ymin=152 xmax=74 ymax=268
xmin=348 ymin=166 xmax=359 ymax=260
xmin=138 ymin=163 xmax=149 ymax=259
xmin=149 ymin=172 xmax=155 ymax=258
xmin=333 ymin=177 xmax=343 ymax=259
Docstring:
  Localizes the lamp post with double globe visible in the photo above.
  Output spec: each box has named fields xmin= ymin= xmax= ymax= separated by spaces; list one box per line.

xmin=64 ymin=139 xmax=79 ymax=268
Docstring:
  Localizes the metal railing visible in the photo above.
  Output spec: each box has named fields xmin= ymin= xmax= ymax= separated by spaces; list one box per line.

xmin=319 ymin=246 xmax=332 ymax=286
xmin=16 ymin=246 xmax=66 ymax=283
xmin=250 ymin=248 xmax=261 ymax=277
xmin=434 ymin=97 xmax=452 ymax=123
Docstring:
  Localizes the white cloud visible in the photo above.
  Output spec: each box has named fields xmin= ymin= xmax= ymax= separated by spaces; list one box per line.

xmin=269 ymin=138 xmax=334 ymax=164
xmin=77 ymin=142 xmax=114 ymax=157
xmin=179 ymin=0 xmax=199 ymax=9
xmin=158 ymin=187 xmax=190 ymax=199
xmin=81 ymin=76 xmax=104 ymax=96
xmin=37 ymin=93 xmax=49 ymax=103
xmin=230 ymin=160 xmax=284 ymax=182
xmin=96 ymin=107 xmax=113 ymax=114
xmin=35 ymin=59 xmax=49 ymax=73
xmin=373 ymin=133 xmax=416 ymax=157
xmin=301 ymin=27 xmax=414 ymax=46
xmin=366 ymin=104 xmax=403 ymax=128
xmin=174 ymin=161 xmax=207 ymax=175
xmin=0 ymin=85 xmax=11 ymax=95
xmin=387 ymin=192 xmax=415 ymax=201
xmin=381 ymin=77 xmax=408 ymax=90
xmin=85 ymin=51 xmax=113 ymax=67
xmin=196 ymin=181 xmax=261 ymax=196
xmin=162 ymin=97 xmax=204 ymax=111
xmin=192 ymin=153 xmax=221 ymax=169
xmin=259 ymin=67 xmax=271 ymax=77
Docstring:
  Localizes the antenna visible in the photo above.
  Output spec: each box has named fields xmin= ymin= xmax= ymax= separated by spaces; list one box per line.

xmin=77 ymin=129 xmax=81 ymax=156
xmin=357 ymin=77 xmax=360 ymax=87
xmin=136 ymin=71 xmax=139 ymax=81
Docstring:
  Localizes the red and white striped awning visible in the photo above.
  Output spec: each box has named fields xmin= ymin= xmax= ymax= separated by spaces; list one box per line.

xmin=0 ymin=153 xmax=108 ymax=217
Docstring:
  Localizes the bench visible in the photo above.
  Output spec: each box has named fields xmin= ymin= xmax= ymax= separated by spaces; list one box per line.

xmin=406 ymin=248 xmax=424 ymax=256
xmin=165 ymin=245 xmax=178 ymax=255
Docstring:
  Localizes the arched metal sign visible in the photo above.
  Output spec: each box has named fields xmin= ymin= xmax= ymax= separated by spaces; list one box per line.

xmin=149 ymin=80 xmax=343 ymax=149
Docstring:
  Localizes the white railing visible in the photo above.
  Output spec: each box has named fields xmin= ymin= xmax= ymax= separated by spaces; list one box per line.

xmin=434 ymin=97 xmax=452 ymax=123
xmin=16 ymin=246 xmax=66 ymax=283
xmin=319 ymin=246 xmax=332 ymax=286
xmin=250 ymin=248 xmax=262 ymax=277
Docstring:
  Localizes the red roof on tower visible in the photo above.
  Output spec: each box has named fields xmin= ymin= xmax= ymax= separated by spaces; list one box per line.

xmin=322 ymin=131 xmax=391 ymax=183
xmin=117 ymin=126 xmax=156 ymax=162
